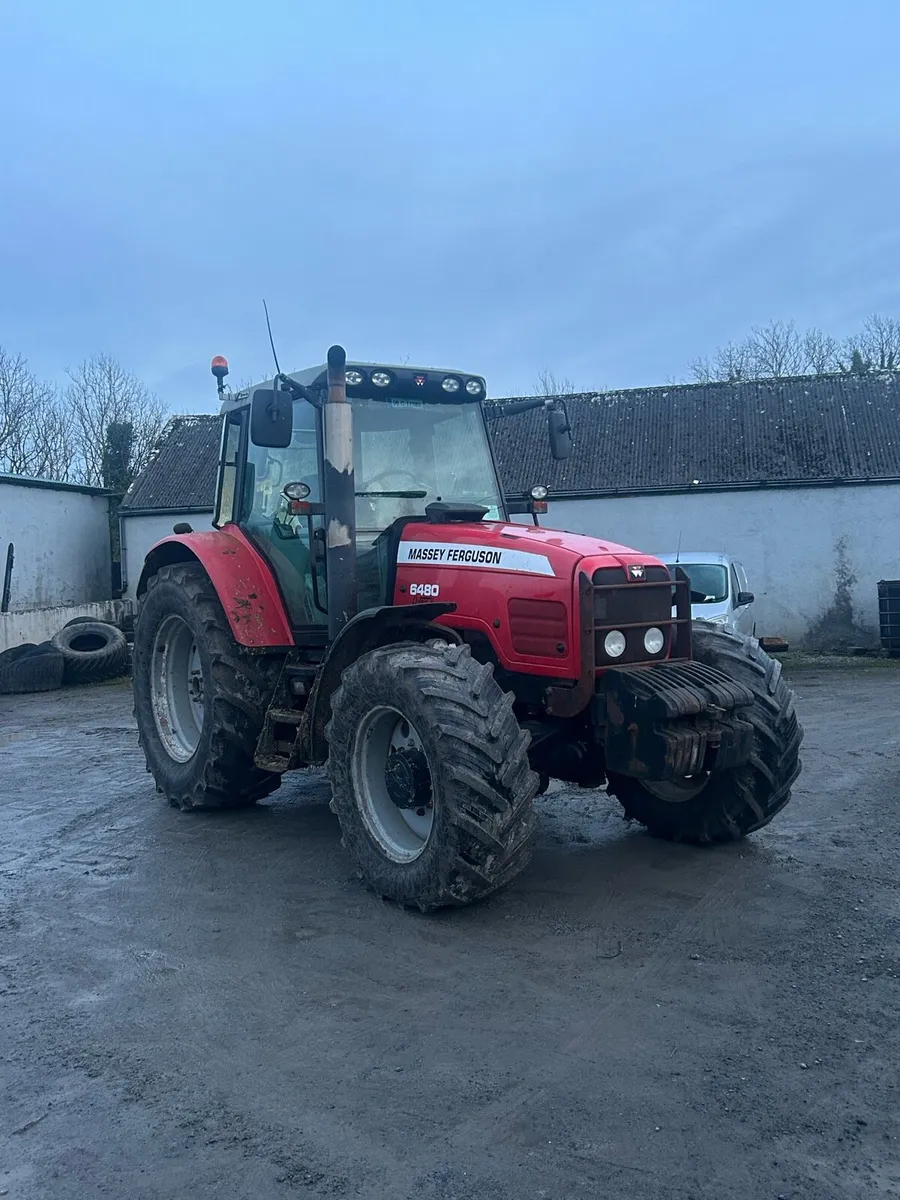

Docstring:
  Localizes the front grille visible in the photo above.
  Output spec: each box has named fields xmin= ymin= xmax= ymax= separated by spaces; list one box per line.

xmin=593 ymin=565 xmax=681 ymax=665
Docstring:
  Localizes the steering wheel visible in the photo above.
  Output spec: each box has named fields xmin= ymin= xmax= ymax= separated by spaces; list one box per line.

xmin=359 ymin=468 xmax=427 ymax=492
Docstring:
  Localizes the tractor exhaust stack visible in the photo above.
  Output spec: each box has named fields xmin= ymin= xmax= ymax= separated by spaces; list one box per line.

xmin=323 ymin=344 xmax=357 ymax=637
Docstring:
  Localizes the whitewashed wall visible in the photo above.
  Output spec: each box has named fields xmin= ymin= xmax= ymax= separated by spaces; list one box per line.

xmin=120 ymin=511 xmax=215 ymax=600
xmin=0 ymin=478 xmax=112 ymax=612
xmin=534 ymin=484 xmax=900 ymax=645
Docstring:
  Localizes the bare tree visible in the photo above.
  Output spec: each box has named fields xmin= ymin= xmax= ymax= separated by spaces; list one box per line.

xmin=689 ymin=318 xmax=877 ymax=383
xmin=0 ymin=347 xmax=74 ymax=480
xmin=533 ymin=369 xmax=577 ymax=396
xmin=802 ymin=327 xmax=841 ymax=374
xmin=689 ymin=339 xmax=755 ymax=383
xmin=840 ymin=314 xmax=900 ymax=373
xmin=747 ymin=320 xmax=806 ymax=378
xmin=65 ymin=355 xmax=166 ymax=489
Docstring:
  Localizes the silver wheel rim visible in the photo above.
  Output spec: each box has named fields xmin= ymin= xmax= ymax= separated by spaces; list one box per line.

xmin=351 ymin=706 xmax=435 ymax=863
xmin=643 ymin=776 xmax=709 ymax=803
xmin=150 ymin=614 xmax=205 ymax=762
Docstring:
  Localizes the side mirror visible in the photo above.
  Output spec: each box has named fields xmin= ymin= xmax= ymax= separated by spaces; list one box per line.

xmin=737 ymin=591 xmax=755 ymax=607
xmin=547 ymin=407 xmax=573 ymax=461
xmin=250 ymin=388 xmax=293 ymax=448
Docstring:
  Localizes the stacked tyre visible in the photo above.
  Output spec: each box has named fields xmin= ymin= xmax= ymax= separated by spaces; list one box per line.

xmin=0 ymin=620 xmax=129 ymax=696
xmin=51 ymin=620 xmax=128 ymax=686
xmin=0 ymin=642 xmax=65 ymax=695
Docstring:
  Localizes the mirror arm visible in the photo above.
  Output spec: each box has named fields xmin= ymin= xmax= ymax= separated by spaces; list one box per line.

xmin=276 ymin=374 xmax=322 ymax=406
xmin=484 ymin=397 xmax=552 ymax=421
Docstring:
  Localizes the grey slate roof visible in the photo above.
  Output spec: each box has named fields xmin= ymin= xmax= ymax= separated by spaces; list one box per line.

xmin=120 ymin=373 xmax=900 ymax=513
xmin=119 ymin=415 xmax=221 ymax=512
xmin=489 ymin=372 xmax=900 ymax=497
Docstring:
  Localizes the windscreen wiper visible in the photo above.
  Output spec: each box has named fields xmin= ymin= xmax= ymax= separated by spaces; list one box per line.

xmin=354 ymin=490 xmax=428 ymax=498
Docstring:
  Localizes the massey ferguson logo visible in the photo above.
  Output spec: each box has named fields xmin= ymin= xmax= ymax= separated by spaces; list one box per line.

xmin=628 ymin=564 xmax=645 ymax=579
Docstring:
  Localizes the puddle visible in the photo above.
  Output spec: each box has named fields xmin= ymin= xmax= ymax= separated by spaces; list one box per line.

xmin=0 ymin=731 xmax=36 ymax=749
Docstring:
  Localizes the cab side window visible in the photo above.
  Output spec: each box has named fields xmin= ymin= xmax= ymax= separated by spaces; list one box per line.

xmin=214 ymin=414 xmax=243 ymax=527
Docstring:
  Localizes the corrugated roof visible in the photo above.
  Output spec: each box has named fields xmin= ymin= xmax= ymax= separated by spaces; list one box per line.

xmin=119 ymin=373 xmax=900 ymax=513
xmin=489 ymin=372 xmax=900 ymax=496
xmin=119 ymin=415 xmax=220 ymax=512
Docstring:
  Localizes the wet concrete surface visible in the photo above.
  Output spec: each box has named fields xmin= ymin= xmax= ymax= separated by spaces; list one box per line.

xmin=1 ymin=670 xmax=899 ymax=1199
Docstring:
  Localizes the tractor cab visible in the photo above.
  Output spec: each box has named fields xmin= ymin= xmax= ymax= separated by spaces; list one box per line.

xmin=212 ymin=356 xmax=565 ymax=633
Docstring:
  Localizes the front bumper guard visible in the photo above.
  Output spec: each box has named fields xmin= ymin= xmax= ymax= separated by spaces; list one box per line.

xmin=603 ymin=661 xmax=755 ymax=782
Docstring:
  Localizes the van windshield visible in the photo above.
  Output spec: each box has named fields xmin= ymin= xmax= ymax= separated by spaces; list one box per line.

xmin=678 ymin=564 xmax=728 ymax=604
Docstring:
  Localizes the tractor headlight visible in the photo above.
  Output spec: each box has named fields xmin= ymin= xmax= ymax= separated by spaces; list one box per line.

xmin=442 ymin=376 xmax=461 ymax=393
xmin=644 ymin=627 xmax=665 ymax=654
xmin=371 ymin=371 xmax=392 ymax=388
xmin=466 ymin=378 xmax=484 ymax=396
xmin=604 ymin=630 xmax=627 ymax=658
xmin=345 ymin=369 xmax=365 ymax=386
xmin=530 ymin=484 xmax=549 ymax=501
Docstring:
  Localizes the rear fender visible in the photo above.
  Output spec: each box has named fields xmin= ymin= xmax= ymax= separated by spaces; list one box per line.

xmin=303 ymin=602 xmax=460 ymax=762
xmin=137 ymin=529 xmax=294 ymax=648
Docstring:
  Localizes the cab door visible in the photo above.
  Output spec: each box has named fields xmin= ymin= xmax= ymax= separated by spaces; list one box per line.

xmin=242 ymin=400 xmax=327 ymax=627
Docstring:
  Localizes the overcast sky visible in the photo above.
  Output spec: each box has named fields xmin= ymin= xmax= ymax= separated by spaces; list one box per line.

xmin=2 ymin=0 xmax=898 ymax=412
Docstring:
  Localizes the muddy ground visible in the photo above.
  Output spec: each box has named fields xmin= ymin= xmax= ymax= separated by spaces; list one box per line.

xmin=1 ymin=666 xmax=899 ymax=1199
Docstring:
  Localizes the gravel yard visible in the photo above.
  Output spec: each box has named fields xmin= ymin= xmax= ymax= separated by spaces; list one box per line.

xmin=1 ymin=665 xmax=899 ymax=1199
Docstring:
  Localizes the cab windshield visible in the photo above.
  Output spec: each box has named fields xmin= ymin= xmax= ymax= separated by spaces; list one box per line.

xmin=240 ymin=394 xmax=505 ymax=626
xmin=353 ymin=396 xmax=504 ymax=533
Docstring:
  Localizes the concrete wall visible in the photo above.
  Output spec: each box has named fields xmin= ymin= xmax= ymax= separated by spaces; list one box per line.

xmin=0 ymin=479 xmax=112 ymax=613
xmin=120 ymin=511 xmax=215 ymax=599
xmin=0 ymin=599 xmax=129 ymax=654
xmin=537 ymin=484 xmax=900 ymax=647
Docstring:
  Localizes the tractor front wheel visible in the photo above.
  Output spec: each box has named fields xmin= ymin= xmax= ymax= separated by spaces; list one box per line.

xmin=606 ymin=624 xmax=803 ymax=843
xmin=326 ymin=641 xmax=538 ymax=910
xmin=133 ymin=563 xmax=284 ymax=810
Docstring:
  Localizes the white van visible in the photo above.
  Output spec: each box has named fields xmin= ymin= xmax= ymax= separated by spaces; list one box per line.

xmin=656 ymin=552 xmax=756 ymax=637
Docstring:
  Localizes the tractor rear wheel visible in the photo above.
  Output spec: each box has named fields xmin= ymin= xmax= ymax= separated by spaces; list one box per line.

xmin=133 ymin=563 xmax=284 ymax=810
xmin=606 ymin=624 xmax=802 ymax=843
xmin=326 ymin=641 xmax=538 ymax=910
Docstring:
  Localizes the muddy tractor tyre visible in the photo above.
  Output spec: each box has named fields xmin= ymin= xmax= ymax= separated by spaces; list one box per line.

xmin=607 ymin=624 xmax=802 ymax=844
xmin=132 ymin=563 xmax=285 ymax=811
xmin=0 ymin=644 xmax=64 ymax=695
xmin=326 ymin=641 xmax=538 ymax=911
xmin=51 ymin=621 xmax=128 ymax=685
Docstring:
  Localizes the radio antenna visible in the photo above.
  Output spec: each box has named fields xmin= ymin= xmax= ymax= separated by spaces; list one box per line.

xmin=675 ymin=529 xmax=683 ymax=563
xmin=263 ymin=299 xmax=282 ymax=378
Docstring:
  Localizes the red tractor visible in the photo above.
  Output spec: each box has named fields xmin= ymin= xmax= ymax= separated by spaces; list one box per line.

xmin=132 ymin=347 xmax=802 ymax=910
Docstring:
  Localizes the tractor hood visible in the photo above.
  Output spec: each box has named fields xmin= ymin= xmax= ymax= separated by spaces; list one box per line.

xmin=396 ymin=520 xmax=666 ymax=582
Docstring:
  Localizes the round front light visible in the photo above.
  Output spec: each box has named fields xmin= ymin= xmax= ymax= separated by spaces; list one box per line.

xmin=466 ymin=378 xmax=483 ymax=395
xmin=644 ymin=627 xmax=665 ymax=654
xmin=345 ymin=369 xmax=364 ymax=386
xmin=442 ymin=376 xmax=461 ymax=393
xmin=604 ymin=630 xmax=627 ymax=658
xmin=530 ymin=484 xmax=549 ymax=501
xmin=371 ymin=371 xmax=392 ymax=388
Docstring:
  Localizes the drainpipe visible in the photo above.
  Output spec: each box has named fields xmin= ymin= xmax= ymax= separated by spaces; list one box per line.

xmin=1 ymin=542 xmax=13 ymax=613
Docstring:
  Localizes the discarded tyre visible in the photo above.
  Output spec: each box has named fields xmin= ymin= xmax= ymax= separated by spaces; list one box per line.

xmin=0 ymin=642 xmax=39 ymax=668
xmin=51 ymin=621 xmax=128 ymax=685
xmin=0 ymin=644 xmax=65 ymax=695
